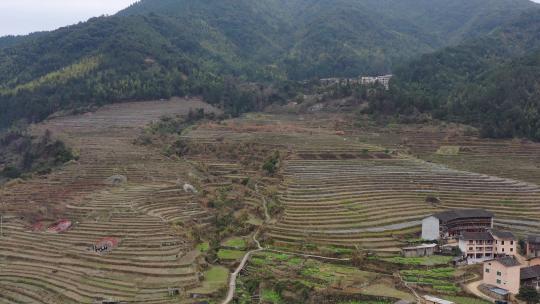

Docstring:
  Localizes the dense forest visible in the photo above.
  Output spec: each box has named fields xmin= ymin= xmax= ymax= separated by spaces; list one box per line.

xmin=0 ymin=0 xmax=539 ymax=140
xmin=367 ymin=10 xmax=540 ymax=141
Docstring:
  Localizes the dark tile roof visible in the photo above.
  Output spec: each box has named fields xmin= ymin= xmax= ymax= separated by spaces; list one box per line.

xmin=521 ymin=265 xmax=540 ymax=280
xmin=460 ymin=231 xmax=494 ymax=241
xmin=493 ymin=256 xmax=521 ymax=267
xmin=432 ymin=209 xmax=494 ymax=222
xmin=490 ymin=229 xmax=516 ymax=240
xmin=527 ymin=235 xmax=540 ymax=244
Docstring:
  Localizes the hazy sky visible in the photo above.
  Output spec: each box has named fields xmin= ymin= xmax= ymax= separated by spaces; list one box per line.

xmin=0 ymin=0 xmax=139 ymax=37
xmin=1 ymin=0 xmax=540 ymax=37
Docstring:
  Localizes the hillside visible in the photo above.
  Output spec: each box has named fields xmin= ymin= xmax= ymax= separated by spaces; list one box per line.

xmin=376 ymin=10 xmax=540 ymax=141
xmin=0 ymin=0 xmax=537 ymax=129
xmin=3 ymin=99 xmax=540 ymax=303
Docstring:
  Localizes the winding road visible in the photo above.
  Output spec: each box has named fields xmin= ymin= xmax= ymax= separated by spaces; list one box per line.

xmin=220 ymin=187 xmax=355 ymax=303
xmin=221 ymin=187 xmax=267 ymax=304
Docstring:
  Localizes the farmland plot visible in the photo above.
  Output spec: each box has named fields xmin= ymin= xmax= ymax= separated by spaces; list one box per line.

xmin=355 ymin=123 xmax=540 ymax=185
xmin=180 ymin=114 xmax=540 ymax=256
xmin=0 ymin=98 xmax=217 ymax=303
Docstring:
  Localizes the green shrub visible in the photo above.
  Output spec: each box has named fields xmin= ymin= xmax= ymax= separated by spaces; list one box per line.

xmin=1 ymin=166 xmax=21 ymax=178
xmin=263 ymin=151 xmax=281 ymax=174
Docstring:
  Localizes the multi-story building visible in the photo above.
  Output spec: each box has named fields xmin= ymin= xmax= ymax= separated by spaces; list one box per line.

xmin=483 ymin=256 xmax=521 ymax=295
xmin=526 ymin=235 xmax=540 ymax=258
xmin=422 ymin=209 xmax=494 ymax=241
xmin=360 ymin=75 xmax=393 ymax=90
xmin=319 ymin=75 xmax=393 ymax=90
xmin=491 ymin=230 xmax=517 ymax=256
xmin=459 ymin=232 xmax=495 ymax=264
xmin=483 ymin=256 xmax=540 ymax=297
xmin=458 ymin=230 xmax=516 ymax=264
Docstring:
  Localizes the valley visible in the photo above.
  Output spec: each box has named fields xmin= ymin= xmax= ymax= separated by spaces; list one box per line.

xmin=2 ymin=99 xmax=540 ymax=303
xmin=1 ymin=0 xmax=540 ymax=302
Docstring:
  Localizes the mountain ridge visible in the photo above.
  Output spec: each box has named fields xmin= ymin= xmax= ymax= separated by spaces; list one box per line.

xmin=0 ymin=0 xmax=539 ymax=131
xmin=370 ymin=9 xmax=540 ymax=140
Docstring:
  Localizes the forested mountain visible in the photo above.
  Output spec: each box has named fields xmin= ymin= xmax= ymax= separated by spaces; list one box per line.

xmin=0 ymin=0 xmax=537 ymax=129
xmin=373 ymin=10 xmax=540 ymax=141
xmin=121 ymin=0 xmax=538 ymax=78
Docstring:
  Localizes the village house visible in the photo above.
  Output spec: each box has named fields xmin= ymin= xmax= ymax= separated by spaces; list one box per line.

xmin=360 ymin=74 xmax=393 ymax=89
xmin=320 ymin=75 xmax=393 ymax=89
xmin=458 ymin=230 xmax=516 ymax=264
xmin=401 ymin=243 xmax=437 ymax=257
xmin=526 ymin=235 xmax=540 ymax=258
xmin=520 ymin=265 xmax=540 ymax=291
xmin=482 ymin=256 xmax=540 ymax=298
xmin=491 ymin=229 xmax=517 ymax=256
xmin=459 ymin=232 xmax=495 ymax=264
xmin=422 ymin=209 xmax=494 ymax=241
xmin=421 ymin=295 xmax=454 ymax=304
xmin=483 ymin=256 xmax=521 ymax=295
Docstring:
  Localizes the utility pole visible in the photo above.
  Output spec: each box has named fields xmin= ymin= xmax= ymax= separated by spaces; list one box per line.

xmin=1 ymin=214 xmax=3 ymax=238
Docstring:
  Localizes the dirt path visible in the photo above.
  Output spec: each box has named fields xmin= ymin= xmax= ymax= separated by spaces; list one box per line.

xmin=396 ymin=272 xmax=420 ymax=301
xmin=222 ymin=184 xmax=269 ymax=304
xmin=221 ymin=230 xmax=264 ymax=304
xmin=221 ymin=185 xmax=355 ymax=304
xmin=464 ymin=279 xmax=496 ymax=302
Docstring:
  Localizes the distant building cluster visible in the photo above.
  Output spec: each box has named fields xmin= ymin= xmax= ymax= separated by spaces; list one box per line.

xmin=360 ymin=75 xmax=393 ymax=89
xmin=419 ymin=208 xmax=540 ymax=300
xmin=319 ymin=74 xmax=393 ymax=90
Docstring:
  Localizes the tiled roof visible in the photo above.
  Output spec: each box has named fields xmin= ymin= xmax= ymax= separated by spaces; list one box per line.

xmin=527 ymin=235 xmax=540 ymax=244
xmin=521 ymin=265 xmax=540 ymax=280
xmin=494 ymin=256 xmax=521 ymax=267
xmin=422 ymin=295 xmax=454 ymax=304
xmin=402 ymin=243 xmax=437 ymax=250
xmin=432 ymin=209 xmax=493 ymax=222
xmin=490 ymin=229 xmax=516 ymax=240
xmin=460 ymin=231 xmax=494 ymax=241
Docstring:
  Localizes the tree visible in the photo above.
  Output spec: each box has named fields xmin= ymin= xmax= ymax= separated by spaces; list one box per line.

xmin=262 ymin=151 xmax=280 ymax=175
xmin=517 ymin=286 xmax=540 ymax=304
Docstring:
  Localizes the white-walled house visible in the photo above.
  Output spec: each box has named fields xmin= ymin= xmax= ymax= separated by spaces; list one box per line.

xmin=422 ymin=216 xmax=440 ymax=241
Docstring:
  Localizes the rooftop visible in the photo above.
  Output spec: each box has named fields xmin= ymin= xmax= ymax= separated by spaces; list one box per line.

xmin=403 ymin=243 xmax=437 ymax=250
xmin=488 ymin=256 xmax=521 ymax=267
xmin=521 ymin=265 xmax=540 ymax=280
xmin=488 ymin=286 xmax=510 ymax=296
xmin=432 ymin=209 xmax=493 ymax=222
xmin=460 ymin=231 xmax=494 ymax=241
xmin=490 ymin=229 xmax=515 ymax=240
xmin=527 ymin=235 xmax=540 ymax=244
xmin=422 ymin=295 xmax=454 ymax=304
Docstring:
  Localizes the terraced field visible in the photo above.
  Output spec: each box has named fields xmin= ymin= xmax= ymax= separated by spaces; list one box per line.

xmin=2 ymin=107 xmax=540 ymax=302
xmin=270 ymin=158 xmax=540 ymax=255
xmin=354 ymin=123 xmax=540 ymax=185
xmin=186 ymin=114 xmax=540 ymax=256
xmin=0 ymin=98 xmax=217 ymax=303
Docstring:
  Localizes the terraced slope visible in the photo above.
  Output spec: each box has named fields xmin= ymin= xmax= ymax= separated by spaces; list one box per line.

xmin=354 ymin=124 xmax=540 ymax=185
xmin=270 ymin=158 xmax=540 ymax=255
xmin=0 ymin=98 xmax=217 ymax=303
xmin=184 ymin=114 xmax=540 ymax=256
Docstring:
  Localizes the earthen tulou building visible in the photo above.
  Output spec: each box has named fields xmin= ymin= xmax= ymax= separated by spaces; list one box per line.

xmin=422 ymin=209 xmax=494 ymax=241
